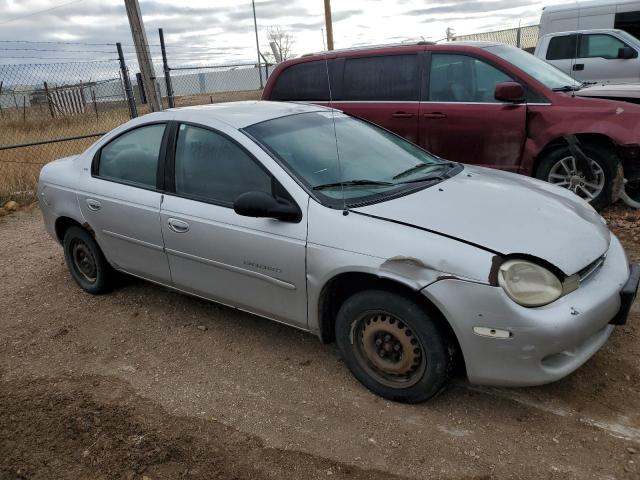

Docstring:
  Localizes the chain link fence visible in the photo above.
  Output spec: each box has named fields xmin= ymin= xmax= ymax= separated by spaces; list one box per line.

xmin=0 ymin=41 xmax=271 ymax=203
xmin=0 ymin=58 xmax=132 ymax=202
xmin=454 ymin=24 xmax=540 ymax=52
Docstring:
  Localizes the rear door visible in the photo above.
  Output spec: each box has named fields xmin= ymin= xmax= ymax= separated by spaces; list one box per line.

xmin=78 ymin=123 xmax=171 ymax=283
xmin=419 ymin=52 xmax=527 ymax=171
xmin=543 ymin=34 xmax=579 ymax=77
xmin=331 ymin=53 xmax=422 ymax=146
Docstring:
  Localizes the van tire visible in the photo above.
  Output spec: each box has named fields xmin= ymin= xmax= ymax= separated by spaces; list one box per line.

xmin=535 ymin=145 xmax=622 ymax=210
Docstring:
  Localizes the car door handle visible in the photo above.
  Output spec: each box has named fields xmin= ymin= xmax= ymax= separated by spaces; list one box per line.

xmin=572 ymin=63 xmax=584 ymax=71
xmin=423 ymin=112 xmax=447 ymax=119
xmin=391 ymin=112 xmax=415 ymax=118
xmin=167 ymin=218 xmax=190 ymax=233
xmin=86 ymin=199 xmax=101 ymax=211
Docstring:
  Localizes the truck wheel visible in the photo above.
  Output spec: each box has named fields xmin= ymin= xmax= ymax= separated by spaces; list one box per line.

xmin=535 ymin=145 xmax=621 ymax=210
xmin=335 ymin=290 xmax=450 ymax=403
xmin=63 ymin=226 xmax=114 ymax=294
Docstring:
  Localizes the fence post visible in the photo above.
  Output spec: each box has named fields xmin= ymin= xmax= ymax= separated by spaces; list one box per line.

xmin=117 ymin=42 xmax=138 ymax=119
xmin=159 ymin=28 xmax=175 ymax=108
xmin=516 ymin=26 xmax=522 ymax=49
xmin=43 ymin=82 xmax=55 ymax=118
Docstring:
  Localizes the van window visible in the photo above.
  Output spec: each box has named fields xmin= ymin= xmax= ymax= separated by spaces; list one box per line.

xmin=546 ymin=34 xmax=578 ymax=60
xmin=342 ymin=55 xmax=419 ymax=101
xmin=271 ymin=60 xmax=330 ymax=101
xmin=615 ymin=11 xmax=640 ymax=40
xmin=579 ymin=34 xmax=627 ymax=59
xmin=428 ymin=54 xmax=512 ymax=103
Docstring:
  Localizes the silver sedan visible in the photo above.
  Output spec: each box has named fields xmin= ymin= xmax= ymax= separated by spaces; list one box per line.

xmin=38 ymin=101 xmax=639 ymax=403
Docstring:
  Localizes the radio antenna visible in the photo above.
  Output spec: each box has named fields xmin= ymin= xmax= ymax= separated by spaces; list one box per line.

xmin=323 ymin=52 xmax=348 ymax=215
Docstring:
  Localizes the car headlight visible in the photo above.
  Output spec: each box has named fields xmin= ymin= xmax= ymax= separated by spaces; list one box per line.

xmin=498 ymin=259 xmax=563 ymax=307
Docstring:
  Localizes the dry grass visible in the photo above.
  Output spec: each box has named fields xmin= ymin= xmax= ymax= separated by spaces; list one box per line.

xmin=0 ymin=90 xmax=263 ymax=203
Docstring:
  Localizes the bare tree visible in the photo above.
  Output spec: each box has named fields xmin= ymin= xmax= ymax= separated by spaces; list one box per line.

xmin=264 ymin=26 xmax=294 ymax=63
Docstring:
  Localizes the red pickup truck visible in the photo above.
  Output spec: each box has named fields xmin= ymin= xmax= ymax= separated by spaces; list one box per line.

xmin=262 ymin=41 xmax=640 ymax=209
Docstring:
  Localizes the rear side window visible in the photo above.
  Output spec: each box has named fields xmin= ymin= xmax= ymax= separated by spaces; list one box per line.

xmin=579 ymin=34 xmax=627 ymax=59
xmin=615 ymin=11 xmax=640 ymax=41
xmin=428 ymin=54 xmax=512 ymax=103
xmin=271 ymin=61 xmax=329 ymax=101
xmin=342 ymin=54 xmax=419 ymax=101
xmin=174 ymin=124 xmax=272 ymax=205
xmin=97 ymin=124 xmax=165 ymax=188
xmin=546 ymin=34 xmax=578 ymax=60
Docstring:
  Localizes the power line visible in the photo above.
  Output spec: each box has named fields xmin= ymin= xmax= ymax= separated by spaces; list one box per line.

xmin=0 ymin=47 xmax=116 ymax=53
xmin=0 ymin=0 xmax=85 ymax=27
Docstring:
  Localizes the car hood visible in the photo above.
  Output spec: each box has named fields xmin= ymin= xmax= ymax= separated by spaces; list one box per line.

xmin=352 ymin=166 xmax=610 ymax=276
xmin=576 ymin=83 xmax=640 ymax=99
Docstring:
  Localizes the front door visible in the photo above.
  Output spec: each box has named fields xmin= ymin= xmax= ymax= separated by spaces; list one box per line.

xmin=78 ymin=123 xmax=171 ymax=283
xmin=420 ymin=53 xmax=527 ymax=171
xmin=160 ymin=123 xmax=308 ymax=328
xmin=331 ymin=53 xmax=421 ymax=146
xmin=575 ymin=32 xmax=640 ymax=83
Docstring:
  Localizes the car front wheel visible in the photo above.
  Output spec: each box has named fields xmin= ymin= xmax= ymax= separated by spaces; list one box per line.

xmin=63 ymin=226 xmax=114 ymax=294
xmin=335 ymin=290 xmax=450 ymax=403
xmin=535 ymin=145 xmax=622 ymax=210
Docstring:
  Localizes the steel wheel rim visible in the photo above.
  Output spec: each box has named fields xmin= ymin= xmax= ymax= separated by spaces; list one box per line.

xmin=352 ymin=312 xmax=426 ymax=389
xmin=547 ymin=156 xmax=605 ymax=201
xmin=71 ymin=239 xmax=97 ymax=283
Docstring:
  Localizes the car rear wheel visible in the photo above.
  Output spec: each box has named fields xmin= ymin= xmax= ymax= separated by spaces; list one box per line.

xmin=335 ymin=290 xmax=450 ymax=403
xmin=535 ymin=145 xmax=621 ymax=210
xmin=63 ymin=226 xmax=114 ymax=294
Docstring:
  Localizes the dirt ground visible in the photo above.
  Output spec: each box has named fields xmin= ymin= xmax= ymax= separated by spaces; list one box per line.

xmin=1 ymin=204 xmax=639 ymax=480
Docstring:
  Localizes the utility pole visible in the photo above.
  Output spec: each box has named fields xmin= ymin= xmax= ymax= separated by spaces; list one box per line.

xmin=324 ymin=0 xmax=334 ymax=50
xmin=252 ymin=0 xmax=263 ymax=89
xmin=124 ymin=0 xmax=161 ymax=111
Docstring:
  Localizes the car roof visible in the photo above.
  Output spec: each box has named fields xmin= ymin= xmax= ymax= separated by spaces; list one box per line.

xmin=166 ymin=101 xmax=331 ymax=129
xmin=540 ymin=28 xmax=629 ymax=37
xmin=293 ymin=40 xmax=504 ymax=61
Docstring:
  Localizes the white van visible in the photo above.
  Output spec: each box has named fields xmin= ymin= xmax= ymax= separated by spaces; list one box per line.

xmin=535 ymin=28 xmax=640 ymax=83
xmin=540 ymin=0 xmax=640 ymax=39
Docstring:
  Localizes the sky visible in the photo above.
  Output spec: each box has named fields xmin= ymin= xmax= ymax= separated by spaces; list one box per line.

xmin=0 ymin=0 xmax=566 ymax=67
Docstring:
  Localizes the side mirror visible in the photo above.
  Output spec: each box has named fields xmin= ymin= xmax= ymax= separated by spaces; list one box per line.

xmin=233 ymin=191 xmax=301 ymax=223
xmin=618 ymin=46 xmax=637 ymax=59
xmin=495 ymin=81 xmax=526 ymax=103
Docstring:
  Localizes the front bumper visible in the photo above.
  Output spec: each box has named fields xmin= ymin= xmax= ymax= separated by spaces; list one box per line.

xmin=422 ymin=234 xmax=636 ymax=387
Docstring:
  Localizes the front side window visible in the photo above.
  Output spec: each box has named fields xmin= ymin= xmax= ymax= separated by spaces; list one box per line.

xmin=546 ymin=34 xmax=578 ymax=60
xmin=485 ymin=44 xmax=581 ymax=91
xmin=342 ymin=54 xmax=419 ymax=101
xmin=579 ymin=34 xmax=627 ymax=59
xmin=174 ymin=124 xmax=271 ymax=205
xmin=428 ymin=54 xmax=512 ymax=103
xmin=245 ymin=111 xmax=455 ymax=206
xmin=98 ymin=123 xmax=165 ymax=188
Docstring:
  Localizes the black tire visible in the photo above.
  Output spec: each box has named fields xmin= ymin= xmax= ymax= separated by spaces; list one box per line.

xmin=62 ymin=226 xmax=114 ymax=294
xmin=535 ymin=145 xmax=622 ymax=211
xmin=335 ymin=290 xmax=450 ymax=403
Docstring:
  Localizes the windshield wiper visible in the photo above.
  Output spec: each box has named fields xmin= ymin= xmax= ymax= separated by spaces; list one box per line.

xmin=313 ymin=179 xmax=394 ymax=191
xmin=392 ymin=163 xmax=437 ymax=180
xmin=552 ymin=84 xmax=582 ymax=92
xmin=396 ymin=162 xmax=457 ymax=184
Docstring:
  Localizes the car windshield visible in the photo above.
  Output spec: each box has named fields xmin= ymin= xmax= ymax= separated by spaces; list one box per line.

xmin=485 ymin=44 xmax=581 ymax=91
xmin=617 ymin=30 xmax=640 ymax=46
xmin=244 ymin=111 xmax=455 ymax=205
